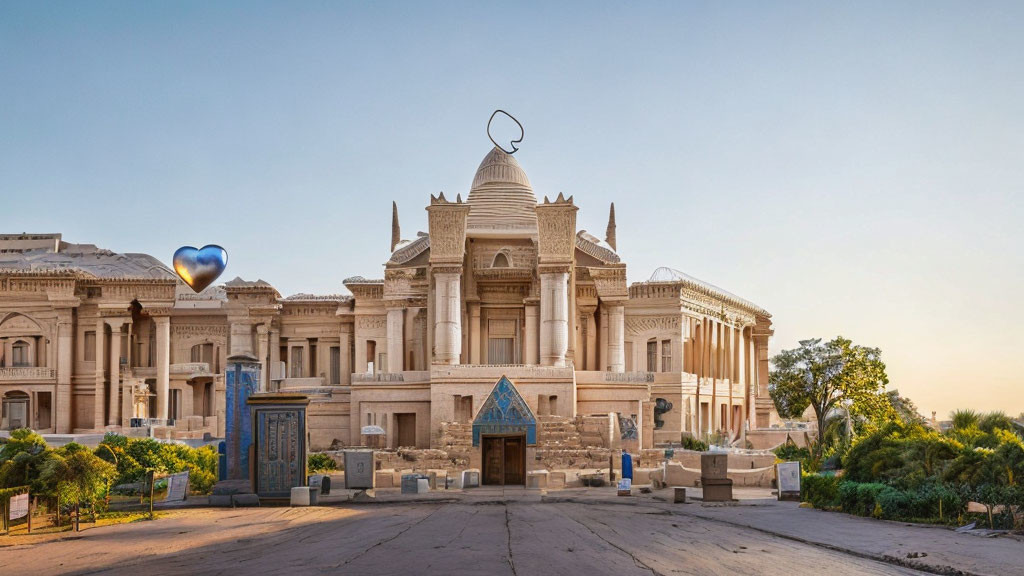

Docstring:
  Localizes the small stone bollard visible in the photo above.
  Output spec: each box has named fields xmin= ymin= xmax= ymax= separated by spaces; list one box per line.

xmin=674 ymin=487 xmax=687 ymax=503
xmin=290 ymin=486 xmax=311 ymax=506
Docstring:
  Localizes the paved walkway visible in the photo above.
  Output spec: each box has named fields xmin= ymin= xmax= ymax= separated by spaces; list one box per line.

xmin=1 ymin=502 xmax=928 ymax=576
xmin=9 ymin=486 xmax=1019 ymax=576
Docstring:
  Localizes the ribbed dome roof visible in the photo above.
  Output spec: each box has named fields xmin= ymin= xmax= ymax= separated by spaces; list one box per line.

xmin=466 ymin=147 xmax=538 ymax=235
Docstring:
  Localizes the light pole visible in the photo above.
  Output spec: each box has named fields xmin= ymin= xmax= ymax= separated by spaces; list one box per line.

xmin=96 ymin=444 xmax=118 ymax=509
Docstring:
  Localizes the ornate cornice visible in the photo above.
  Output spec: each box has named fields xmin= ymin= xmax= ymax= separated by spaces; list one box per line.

xmin=575 ymin=231 xmax=620 ymax=264
xmin=427 ymin=193 xmax=470 ymax=265
xmin=388 ymin=234 xmax=430 ymax=265
xmin=535 ymin=194 xmax=578 ymax=264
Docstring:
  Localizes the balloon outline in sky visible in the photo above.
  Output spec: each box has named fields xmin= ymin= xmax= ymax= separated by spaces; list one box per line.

xmin=487 ymin=110 xmax=524 ymax=154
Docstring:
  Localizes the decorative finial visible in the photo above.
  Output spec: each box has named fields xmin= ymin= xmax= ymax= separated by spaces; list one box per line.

xmin=605 ymin=202 xmax=617 ymax=251
xmin=487 ymin=110 xmax=524 ymax=154
xmin=391 ymin=201 xmax=401 ymax=252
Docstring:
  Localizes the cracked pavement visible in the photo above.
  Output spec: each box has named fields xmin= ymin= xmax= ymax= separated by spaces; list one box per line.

xmin=0 ymin=502 xmax=935 ymax=576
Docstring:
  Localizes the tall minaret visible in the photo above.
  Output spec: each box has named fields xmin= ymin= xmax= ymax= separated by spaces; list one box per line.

xmin=605 ymin=202 xmax=617 ymax=251
xmin=391 ymin=201 xmax=401 ymax=252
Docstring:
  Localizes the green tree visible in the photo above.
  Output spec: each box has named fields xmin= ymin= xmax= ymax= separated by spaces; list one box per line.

xmin=39 ymin=445 xmax=117 ymax=514
xmin=0 ymin=427 xmax=47 ymax=461
xmin=769 ymin=337 xmax=889 ymax=457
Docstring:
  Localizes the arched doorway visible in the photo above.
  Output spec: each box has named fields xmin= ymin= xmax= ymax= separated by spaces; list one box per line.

xmin=1 ymin=391 xmax=30 ymax=430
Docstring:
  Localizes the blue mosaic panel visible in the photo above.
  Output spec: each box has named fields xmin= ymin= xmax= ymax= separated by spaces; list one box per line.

xmin=472 ymin=375 xmax=536 ymax=446
xmin=225 ymin=359 xmax=260 ymax=480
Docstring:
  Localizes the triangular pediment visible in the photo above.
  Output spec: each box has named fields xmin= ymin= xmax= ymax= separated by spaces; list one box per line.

xmin=472 ymin=375 xmax=536 ymax=446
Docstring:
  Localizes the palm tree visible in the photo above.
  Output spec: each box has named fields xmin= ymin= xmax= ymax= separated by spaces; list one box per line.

xmin=950 ymin=409 xmax=980 ymax=430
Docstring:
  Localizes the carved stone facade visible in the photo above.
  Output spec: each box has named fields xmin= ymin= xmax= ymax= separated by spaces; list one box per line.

xmin=0 ymin=144 xmax=775 ymax=452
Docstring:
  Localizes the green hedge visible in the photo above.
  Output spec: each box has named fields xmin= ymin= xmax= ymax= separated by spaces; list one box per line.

xmin=801 ymin=474 xmax=840 ymax=509
xmin=803 ymin=477 xmax=968 ymax=523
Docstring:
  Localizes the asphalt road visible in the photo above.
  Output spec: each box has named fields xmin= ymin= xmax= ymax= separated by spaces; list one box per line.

xmin=0 ymin=502 xmax=929 ymax=576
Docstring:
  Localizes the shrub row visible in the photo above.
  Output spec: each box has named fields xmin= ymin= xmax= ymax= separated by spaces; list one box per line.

xmin=803 ymin=475 xmax=970 ymax=523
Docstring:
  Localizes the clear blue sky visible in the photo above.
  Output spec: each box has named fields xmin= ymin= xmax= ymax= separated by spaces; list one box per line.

xmin=2 ymin=1 xmax=1022 ymax=417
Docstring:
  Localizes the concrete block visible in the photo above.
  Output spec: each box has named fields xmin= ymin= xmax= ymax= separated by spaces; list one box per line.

xmin=673 ymin=487 xmax=687 ymax=503
xmin=526 ymin=470 xmax=549 ymax=489
xmin=417 ymin=478 xmax=430 ymax=493
xmin=209 ymin=494 xmax=233 ymax=507
xmin=701 ymin=477 xmax=733 ymax=502
xmin=700 ymin=453 xmax=728 ymax=480
xmin=547 ymin=471 xmax=566 ymax=488
xmin=290 ymin=486 xmax=311 ymax=506
xmin=460 ymin=469 xmax=480 ymax=489
xmin=375 ymin=470 xmax=395 ymax=488
xmin=232 ymin=493 xmax=260 ymax=507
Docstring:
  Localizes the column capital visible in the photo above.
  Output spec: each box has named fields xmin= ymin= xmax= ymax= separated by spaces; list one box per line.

xmin=431 ymin=265 xmax=463 ymax=276
xmin=104 ymin=316 xmax=130 ymax=329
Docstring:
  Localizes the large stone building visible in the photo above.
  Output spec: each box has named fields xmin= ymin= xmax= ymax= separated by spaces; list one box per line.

xmin=0 ymin=146 xmax=776 ymax=465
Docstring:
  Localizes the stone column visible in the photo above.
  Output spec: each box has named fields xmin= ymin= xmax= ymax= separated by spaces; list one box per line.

xmin=256 ymin=324 xmax=269 ymax=391
xmin=94 ymin=318 xmax=106 ymax=429
xmin=386 ymin=307 xmax=404 ymax=372
xmin=56 ymin=314 xmax=73 ymax=433
xmin=339 ymin=329 xmax=351 ymax=384
xmin=468 ymin=302 xmax=481 ymax=364
xmin=584 ymin=308 xmax=597 ymax=371
xmin=302 ymin=341 xmax=311 ymax=378
xmin=269 ymin=328 xmax=281 ymax=381
xmin=524 ymin=301 xmax=539 ymax=366
xmin=539 ymin=270 xmax=569 ymax=367
xmin=433 ymin=272 xmax=462 ymax=365
xmin=106 ymin=318 xmax=127 ymax=426
xmin=154 ymin=315 xmax=171 ymax=421
xmin=607 ymin=303 xmax=625 ymax=373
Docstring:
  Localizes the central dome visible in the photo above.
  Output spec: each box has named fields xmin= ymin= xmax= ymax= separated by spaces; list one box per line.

xmin=466 ymin=147 xmax=538 ymax=236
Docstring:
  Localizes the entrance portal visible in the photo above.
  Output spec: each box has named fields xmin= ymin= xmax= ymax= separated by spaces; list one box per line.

xmin=482 ymin=435 xmax=525 ymax=485
xmin=1 ymin=391 xmax=29 ymax=430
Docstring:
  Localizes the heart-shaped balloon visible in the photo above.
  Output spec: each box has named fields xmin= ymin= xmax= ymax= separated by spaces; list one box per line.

xmin=173 ymin=245 xmax=228 ymax=293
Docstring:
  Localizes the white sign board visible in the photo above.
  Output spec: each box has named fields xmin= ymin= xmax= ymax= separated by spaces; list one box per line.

xmin=165 ymin=470 xmax=190 ymax=502
xmin=9 ymin=493 xmax=28 ymax=520
xmin=776 ymin=462 xmax=801 ymax=500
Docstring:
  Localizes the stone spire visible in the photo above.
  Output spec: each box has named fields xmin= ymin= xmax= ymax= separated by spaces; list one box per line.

xmin=605 ymin=202 xmax=617 ymax=251
xmin=391 ymin=201 xmax=401 ymax=252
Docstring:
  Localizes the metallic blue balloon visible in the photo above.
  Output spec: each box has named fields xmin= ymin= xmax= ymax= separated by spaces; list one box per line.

xmin=173 ymin=245 xmax=228 ymax=293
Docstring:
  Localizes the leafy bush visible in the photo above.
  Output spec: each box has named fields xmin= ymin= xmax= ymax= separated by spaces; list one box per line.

xmin=801 ymin=474 xmax=840 ymax=509
xmin=774 ymin=443 xmax=810 ymax=462
xmin=679 ymin=435 xmax=708 ymax=452
xmin=308 ymin=453 xmax=337 ymax=473
xmin=0 ymin=428 xmax=47 ymax=460
xmin=96 ymin=434 xmax=219 ymax=494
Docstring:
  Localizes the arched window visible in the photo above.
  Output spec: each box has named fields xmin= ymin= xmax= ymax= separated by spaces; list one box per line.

xmin=491 ymin=252 xmax=510 ymax=268
xmin=190 ymin=343 xmax=214 ymax=365
xmin=12 ymin=341 xmax=30 ymax=367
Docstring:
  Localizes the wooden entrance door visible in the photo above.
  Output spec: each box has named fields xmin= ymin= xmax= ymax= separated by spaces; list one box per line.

xmin=395 ymin=413 xmax=416 ymax=448
xmin=482 ymin=435 xmax=525 ymax=486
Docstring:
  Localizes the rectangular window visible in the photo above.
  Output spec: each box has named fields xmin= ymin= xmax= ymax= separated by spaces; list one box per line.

xmin=661 ymin=339 xmax=672 ymax=372
xmin=330 ymin=346 xmax=341 ymax=385
xmin=646 ymin=341 xmax=657 ymax=372
xmin=169 ymin=389 xmax=181 ymax=421
xmin=12 ymin=344 xmax=29 ymax=367
xmin=488 ymin=338 xmax=515 ymax=365
xmin=290 ymin=347 xmax=303 ymax=378
xmin=84 ymin=331 xmax=96 ymax=362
